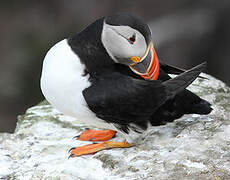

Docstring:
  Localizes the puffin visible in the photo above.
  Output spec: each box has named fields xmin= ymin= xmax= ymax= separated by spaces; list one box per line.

xmin=40 ymin=13 xmax=212 ymax=157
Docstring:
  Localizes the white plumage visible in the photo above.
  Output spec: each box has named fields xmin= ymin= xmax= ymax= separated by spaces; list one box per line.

xmin=40 ymin=39 xmax=117 ymax=130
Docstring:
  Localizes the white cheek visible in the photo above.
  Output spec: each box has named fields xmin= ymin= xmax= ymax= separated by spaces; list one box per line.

xmin=132 ymin=35 xmax=147 ymax=57
xmin=102 ymin=28 xmax=129 ymax=61
xmin=102 ymin=26 xmax=118 ymax=62
xmin=102 ymin=23 xmax=147 ymax=61
xmin=111 ymin=27 xmax=147 ymax=58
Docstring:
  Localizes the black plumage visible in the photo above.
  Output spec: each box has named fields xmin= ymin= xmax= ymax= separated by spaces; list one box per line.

xmin=68 ymin=14 xmax=212 ymax=134
xmin=150 ymin=67 xmax=212 ymax=126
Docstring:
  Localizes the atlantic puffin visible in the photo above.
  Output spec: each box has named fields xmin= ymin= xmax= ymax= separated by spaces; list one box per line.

xmin=40 ymin=13 xmax=212 ymax=157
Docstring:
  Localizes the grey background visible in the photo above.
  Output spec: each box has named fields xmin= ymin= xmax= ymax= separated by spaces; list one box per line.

xmin=0 ymin=0 xmax=229 ymax=132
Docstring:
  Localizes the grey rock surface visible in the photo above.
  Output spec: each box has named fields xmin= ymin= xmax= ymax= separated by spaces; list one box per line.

xmin=0 ymin=74 xmax=230 ymax=180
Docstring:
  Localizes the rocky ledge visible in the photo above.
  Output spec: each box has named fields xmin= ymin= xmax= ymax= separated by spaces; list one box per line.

xmin=0 ymin=74 xmax=230 ymax=180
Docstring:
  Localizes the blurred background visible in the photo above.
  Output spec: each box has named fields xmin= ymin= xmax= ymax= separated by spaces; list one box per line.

xmin=0 ymin=0 xmax=230 ymax=133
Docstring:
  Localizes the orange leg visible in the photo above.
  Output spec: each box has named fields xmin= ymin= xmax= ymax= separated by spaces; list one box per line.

xmin=69 ymin=141 xmax=133 ymax=158
xmin=75 ymin=129 xmax=117 ymax=141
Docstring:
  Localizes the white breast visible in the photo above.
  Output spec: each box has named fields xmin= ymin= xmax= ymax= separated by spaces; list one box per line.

xmin=40 ymin=39 xmax=90 ymax=117
xmin=40 ymin=39 xmax=115 ymax=130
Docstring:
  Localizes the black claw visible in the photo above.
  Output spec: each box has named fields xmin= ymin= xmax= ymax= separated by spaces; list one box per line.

xmin=73 ymin=135 xmax=80 ymax=139
xmin=85 ymin=128 xmax=90 ymax=130
xmin=68 ymin=154 xmax=75 ymax=159
xmin=92 ymin=142 xmax=98 ymax=144
xmin=68 ymin=147 xmax=76 ymax=153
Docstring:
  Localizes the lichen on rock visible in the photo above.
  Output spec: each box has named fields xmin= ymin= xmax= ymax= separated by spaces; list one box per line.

xmin=0 ymin=74 xmax=230 ymax=179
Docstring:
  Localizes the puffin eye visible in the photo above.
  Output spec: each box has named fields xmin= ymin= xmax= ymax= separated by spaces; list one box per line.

xmin=128 ymin=34 xmax=136 ymax=44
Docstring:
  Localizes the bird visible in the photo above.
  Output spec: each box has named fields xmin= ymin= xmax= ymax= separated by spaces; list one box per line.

xmin=40 ymin=13 xmax=212 ymax=157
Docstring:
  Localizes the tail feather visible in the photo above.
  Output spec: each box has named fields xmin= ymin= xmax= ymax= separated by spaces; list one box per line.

xmin=150 ymin=89 xmax=212 ymax=126
xmin=150 ymin=62 xmax=212 ymax=126
xmin=163 ymin=62 xmax=206 ymax=98
xmin=159 ymin=61 xmax=208 ymax=79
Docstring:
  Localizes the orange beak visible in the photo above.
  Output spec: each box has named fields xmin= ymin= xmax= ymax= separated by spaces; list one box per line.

xmin=129 ymin=42 xmax=160 ymax=80
xmin=129 ymin=41 xmax=154 ymax=64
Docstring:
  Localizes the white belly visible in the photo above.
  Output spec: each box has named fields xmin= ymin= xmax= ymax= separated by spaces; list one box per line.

xmin=40 ymin=39 xmax=116 ymax=130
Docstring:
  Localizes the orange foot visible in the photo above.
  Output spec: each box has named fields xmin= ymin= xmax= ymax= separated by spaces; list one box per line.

xmin=69 ymin=141 xmax=133 ymax=158
xmin=75 ymin=129 xmax=117 ymax=141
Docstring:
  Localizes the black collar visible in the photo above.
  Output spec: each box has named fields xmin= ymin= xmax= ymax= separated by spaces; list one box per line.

xmin=67 ymin=17 xmax=115 ymax=76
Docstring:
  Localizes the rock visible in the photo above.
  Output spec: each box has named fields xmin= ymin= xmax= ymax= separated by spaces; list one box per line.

xmin=0 ymin=74 xmax=230 ymax=180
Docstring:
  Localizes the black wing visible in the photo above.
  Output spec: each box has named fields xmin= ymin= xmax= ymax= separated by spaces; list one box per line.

xmin=151 ymin=62 xmax=212 ymax=126
xmin=83 ymin=63 xmax=206 ymax=133
xmin=160 ymin=61 xmax=207 ymax=79
xmin=83 ymin=73 xmax=168 ymax=133
xmin=160 ymin=61 xmax=186 ymax=75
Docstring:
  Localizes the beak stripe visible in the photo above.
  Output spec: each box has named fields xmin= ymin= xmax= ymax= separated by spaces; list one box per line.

xmin=140 ymin=47 xmax=159 ymax=80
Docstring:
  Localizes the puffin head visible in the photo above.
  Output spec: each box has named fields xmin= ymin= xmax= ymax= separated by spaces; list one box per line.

xmin=101 ymin=14 xmax=159 ymax=79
